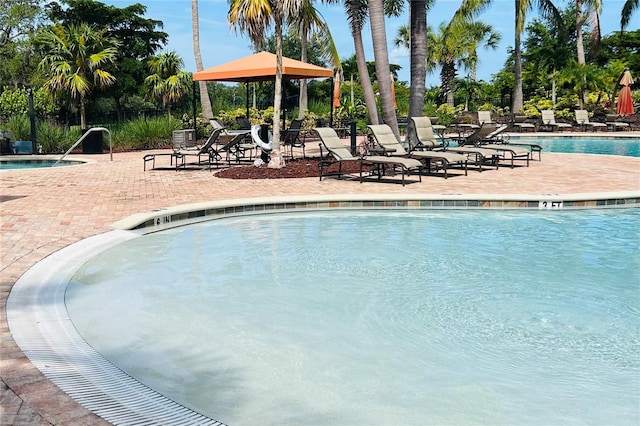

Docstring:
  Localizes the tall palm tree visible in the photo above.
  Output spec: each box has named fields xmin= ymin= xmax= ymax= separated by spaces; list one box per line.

xmin=228 ymin=0 xmax=303 ymax=155
xmin=460 ymin=21 xmax=500 ymax=81
xmin=575 ymin=0 xmax=602 ymax=65
xmin=407 ymin=0 xmax=430 ymax=119
xmin=513 ymin=0 xmax=560 ymax=113
xmin=145 ymin=51 xmax=191 ymax=117
xmin=192 ymin=0 xmax=213 ymax=120
xmin=289 ymin=0 xmax=340 ymax=119
xmin=369 ymin=0 xmax=399 ymax=138
xmin=621 ymin=0 xmax=638 ymax=30
xmin=38 ymin=23 xmax=118 ymax=129
xmin=343 ymin=0 xmax=379 ymax=126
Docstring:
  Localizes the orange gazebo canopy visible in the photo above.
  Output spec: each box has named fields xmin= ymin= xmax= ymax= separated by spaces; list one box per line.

xmin=193 ymin=51 xmax=333 ymax=82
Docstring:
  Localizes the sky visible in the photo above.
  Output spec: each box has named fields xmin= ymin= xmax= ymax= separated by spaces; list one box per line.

xmin=103 ymin=0 xmax=634 ymax=85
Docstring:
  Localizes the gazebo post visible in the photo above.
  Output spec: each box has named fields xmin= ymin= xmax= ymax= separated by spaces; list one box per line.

xmin=330 ymin=78 xmax=335 ymax=127
xmin=245 ymin=82 xmax=250 ymax=118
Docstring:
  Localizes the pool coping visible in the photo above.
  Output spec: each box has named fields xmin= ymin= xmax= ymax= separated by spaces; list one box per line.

xmin=112 ymin=191 xmax=640 ymax=234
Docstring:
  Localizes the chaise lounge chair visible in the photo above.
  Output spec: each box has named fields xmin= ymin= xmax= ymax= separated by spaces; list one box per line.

xmin=143 ymin=127 xmax=225 ymax=171
xmin=314 ymin=127 xmax=423 ymax=186
xmin=541 ymin=110 xmax=572 ymax=132
xmin=460 ymin=125 xmax=531 ymax=167
xmin=574 ymin=110 xmax=607 ymax=131
xmin=409 ymin=117 xmax=500 ymax=171
xmin=367 ymin=123 xmax=468 ymax=178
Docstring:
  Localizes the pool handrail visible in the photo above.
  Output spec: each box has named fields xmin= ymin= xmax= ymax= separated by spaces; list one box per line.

xmin=53 ymin=127 xmax=112 ymax=166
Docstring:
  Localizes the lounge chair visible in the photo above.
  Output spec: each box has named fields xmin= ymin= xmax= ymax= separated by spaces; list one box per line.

xmin=143 ymin=128 xmax=225 ymax=171
xmin=477 ymin=110 xmax=494 ymax=125
xmin=478 ymin=125 xmax=542 ymax=161
xmin=574 ymin=110 xmax=607 ymax=131
xmin=212 ymin=130 xmax=255 ymax=165
xmin=236 ymin=116 xmax=252 ymax=130
xmin=281 ymin=118 xmax=306 ymax=158
xmin=512 ymin=115 xmax=535 ymax=132
xmin=409 ymin=116 xmax=500 ymax=171
xmin=605 ymin=114 xmax=630 ymax=131
xmin=314 ymin=127 xmax=423 ymax=186
xmin=461 ymin=125 xmax=531 ymax=167
xmin=368 ymin=123 xmax=468 ymax=179
xmin=541 ymin=110 xmax=572 ymax=132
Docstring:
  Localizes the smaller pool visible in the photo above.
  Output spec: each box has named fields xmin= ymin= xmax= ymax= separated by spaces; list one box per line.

xmin=0 ymin=158 xmax=84 ymax=170
xmin=512 ymin=137 xmax=640 ymax=157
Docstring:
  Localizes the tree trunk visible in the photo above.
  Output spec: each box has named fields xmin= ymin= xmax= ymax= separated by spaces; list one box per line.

xmin=369 ymin=0 xmax=399 ymax=139
xmin=272 ymin=17 xmax=283 ymax=153
xmin=576 ymin=0 xmax=586 ymax=65
xmin=408 ymin=0 xmax=427 ymax=119
xmin=298 ymin=28 xmax=308 ymax=119
xmin=79 ymin=94 xmax=87 ymax=129
xmin=192 ymin=0 xmax=213 ymax=120
xmin=352 ymin=28 xmax=378 ymax=126
xmin=512 ymin=1 xmax=524 ymax=114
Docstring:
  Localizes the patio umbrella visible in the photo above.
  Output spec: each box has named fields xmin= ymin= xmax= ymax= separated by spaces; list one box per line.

xmin=332 ymin=71 xmax=341 ymax=108
xmin=390 ymin=73 xmax=397 ymax=109
xmin=616 ymin=69 xmax=634 ymax=116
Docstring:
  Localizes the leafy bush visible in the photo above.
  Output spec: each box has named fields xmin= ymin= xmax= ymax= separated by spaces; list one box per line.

xmin=0 ymin=87 xmax=56 ymax=117
xmin=111 ymin=116 xmax=182 ymax=150
xmin=37 ymin=122 xmax=80 ymax=153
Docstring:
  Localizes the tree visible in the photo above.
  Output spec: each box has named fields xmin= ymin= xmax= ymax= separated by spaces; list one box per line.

xmin=228 ymin=0 xmax=304 ymax=157
xmin=343 ymin=0 xmax=379 ymax=126
xmin=45 ymin=0 xmax=169 ymax=120
xmin=369 ymin=0 xmax=399 ymax=138
xmin=289 ymin=0 xmax=340 ymax=119
xmin=557 ymin=60 xmax=605 ymax=108
xmin=192 ymin=0 xmax=213 ymax=120
xmin=38 ymin=23 xmax=118 ymax=129
xmin=461 ymin=21 xmax=500 ymax=81
xmin=575 ymin=0 xmax=601 ymax=65
xmin=513 ymin=0 xmax=560 ymax=113
xmin=0 ymin=0 xmax=44 ymax=88
xmin=407 ymin=0 xmax=429 ymax=119
xmin=621 ymin=0 xmax=638 ymax=30
xmin=144 ymin=51 xmax=191 ymax=117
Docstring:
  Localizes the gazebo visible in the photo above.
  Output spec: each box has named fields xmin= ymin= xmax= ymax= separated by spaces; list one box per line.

xmin=192 ymin=51 xmax=334 ymax=124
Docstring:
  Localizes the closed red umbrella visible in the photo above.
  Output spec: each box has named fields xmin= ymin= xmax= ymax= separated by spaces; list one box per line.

xmin=616 ymin=69 xmax=634 ymax=116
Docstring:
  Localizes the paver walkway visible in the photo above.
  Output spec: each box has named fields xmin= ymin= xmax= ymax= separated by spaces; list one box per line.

xmin=1 ymin=137 xmax=639 ymax=425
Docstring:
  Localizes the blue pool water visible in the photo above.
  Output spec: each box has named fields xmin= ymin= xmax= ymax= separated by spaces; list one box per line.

xmin=512 ymin=136 xmax=640 ymax=157
xmin=0 ymin=159 xmax=82 ymax=169
xmin=66 ymin=209 xmax=640 ymax=425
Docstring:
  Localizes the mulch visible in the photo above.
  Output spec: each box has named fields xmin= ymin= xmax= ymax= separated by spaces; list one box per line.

xmin=215 ymin=158 xmax=365 ymax=179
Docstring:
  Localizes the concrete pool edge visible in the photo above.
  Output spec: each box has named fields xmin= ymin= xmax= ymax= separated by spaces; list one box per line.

xmin=112 ymin=191 xmax=640 ymax=234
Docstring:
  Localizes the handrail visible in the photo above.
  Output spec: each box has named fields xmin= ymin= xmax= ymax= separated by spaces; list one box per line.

xmin=53 ymin=127 xmax=112 ymax=166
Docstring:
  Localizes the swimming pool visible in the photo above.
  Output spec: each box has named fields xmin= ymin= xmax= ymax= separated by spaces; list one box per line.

xmin=65 ymin=208 xmax=640 ymax=425
xmin=0 ymin=158 xmax=84 ymax=169
xmin=511 ymin=136 xmax=640 ymax=157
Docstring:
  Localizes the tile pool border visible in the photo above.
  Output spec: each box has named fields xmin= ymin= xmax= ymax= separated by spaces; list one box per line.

xmin=113 ymin=192 xmax=640 ymax=234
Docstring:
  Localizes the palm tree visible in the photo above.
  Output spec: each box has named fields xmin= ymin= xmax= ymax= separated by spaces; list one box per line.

xmin=558 ymin=59 xmax=606 ymax=109
xmin=407 ymin=0 xmax=430 ymax=119
xmin=38 ymin=23 xmax=118 ymax=129
xmin=144 ymin=51 xmax=191 ymax=117
xmin=228 ymin=0 xmax=303 ymax=155
xmin=369 ymin=0 xmax=399 ymax=138
xmin=575 ymin=0 xmax=602 ymax=65
xmin=621 ymin=0 xmax=638 ymax=30
xmin=460 ymin=21 xmax=500 ymax=82
xmin=343 ymin=0 xmax=379 ymax=126
xmin=192 ymin=0 xmax=214 ymax=120
xmin=289 ymin=0 xmax=340 ymax=119
xmin=513 ymin=0 xmax=560 ymax=113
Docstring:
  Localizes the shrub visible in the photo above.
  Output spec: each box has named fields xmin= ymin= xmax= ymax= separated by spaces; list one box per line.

xmin=111 ymin=116 xmax=182 ymax=150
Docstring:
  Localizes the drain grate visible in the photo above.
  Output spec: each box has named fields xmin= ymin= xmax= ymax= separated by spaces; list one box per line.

xmin=7 ymin=230 xmax=226 ymax=426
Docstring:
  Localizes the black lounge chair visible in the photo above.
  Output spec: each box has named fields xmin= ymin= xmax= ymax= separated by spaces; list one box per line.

xmin=459 ymin=125 xmax=531 ymax=167
xmin=281 ymin=118 xmax=306 ymax=158
xmin=314 ymin=127 xmax=423 ymax=186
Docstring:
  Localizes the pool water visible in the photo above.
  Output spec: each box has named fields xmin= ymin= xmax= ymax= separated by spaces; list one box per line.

xmin=0 ymin=159 xmax=82 ymax=169
xmin=66 ymin=209 xmax=640 ymax=425
xmin=512 ymin=136 xmax=640 ymax=156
